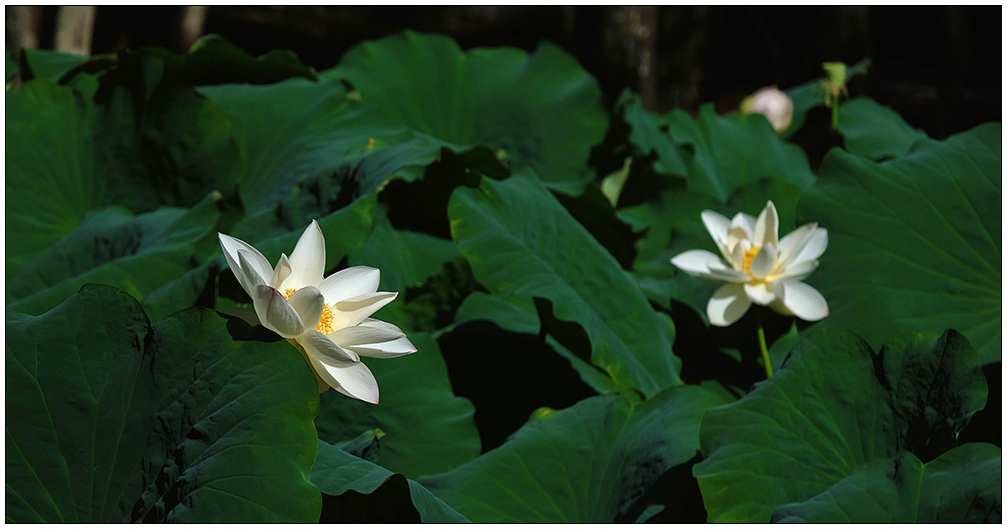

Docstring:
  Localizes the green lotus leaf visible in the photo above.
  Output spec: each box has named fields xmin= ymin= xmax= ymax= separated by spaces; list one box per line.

xmin=6 ymin=285 xmax=321 ymax=522
xmin=311 ymin=440 xmax=469 ymax=523
xmin=7 ymin=192 xmax=219 ymax=317
xmin=694 ymin=329 xmax=989 ymax=522
xmin=20 ymin=48 xmax=88 ymax=82
xmin=322 ymin=30 xmax=607 ymax=194
xmin=799 ymin=123 xmax=1001 ymax=364
xmin=449 ymin=169 xmax=682 ymax=397
xmin=838 ymin=97 xmax=928 ymax=159
xmin=772 ymin=443 xmax=1001 ymax=523
xmin=314 ymin=332 xmax=479 ymax=478
xmin=420 ymin=385 xmax=727 ymax=522
xmin=199 ymin=77 xmax=443 ymax=215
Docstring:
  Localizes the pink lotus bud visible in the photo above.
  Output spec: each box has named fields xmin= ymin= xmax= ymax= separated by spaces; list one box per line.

xmin=740 ymin=86 xmax=793 ymax=134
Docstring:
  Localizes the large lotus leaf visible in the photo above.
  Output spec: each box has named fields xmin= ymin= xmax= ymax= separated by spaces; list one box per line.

xmin=20 ymin=48 xmax=88 ymax=82
xmin=322 ymin=30 xmax=607 ymax=194
xmin=314 ymin=332 xmax=479 ymax=478
xmin=348 ymin=211 xmax=461 ymax=294
xmin=618 ymin=97 xmax=814 ymax=202
xmin=694 ymin=329 xmax=988 ymax=523
xmin=798 ymin=124 xmax=1001 ymax=364
xmin=6 ymin=285 xmax=321 ymax=522
xmin=451 ymin=290 xmax=618 ymax=395
xmin=662 ymin=103 xmax=815 ymax=202
xmin=89 ymin=50 xmax=241 ymax=214
xmin=199 ymin=77 xmax=443 ymax=214
xmin=618 ymin=91 xmax=688 ymax=176
xmin=838 ymin=97 xmax=928 ymax=160
xmin=347 ymin=210 xmax=464 ymax=330
xmin=420 ymin=385 xmax=727 ymax=522
xmin=772 ymin=443 xmax=1001 ymax=523
xmin=449 ymin=169 xmax=682 ymax=397
xmin=7 ymin=192 xmax=219 ymax=316
xmin=144 ymin=33 xmax=318 ymax=86
xmin=6 ymin=62 xmax=240 ymax=276
xmin=311 ymin=440 xmax=469 ymax=523
xmin=6 ymin=78 xmax=101 ymax=279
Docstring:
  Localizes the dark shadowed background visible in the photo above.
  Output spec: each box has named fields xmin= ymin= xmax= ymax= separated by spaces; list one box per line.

xmin=7 ymin=5 xmax=1001 ymax=138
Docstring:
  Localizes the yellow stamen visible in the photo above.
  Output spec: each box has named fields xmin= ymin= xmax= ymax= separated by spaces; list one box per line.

xmin=742 ymin=246 xmax=762 ymax=275
xmin=283 ymin=287 xmax=336 ymax=335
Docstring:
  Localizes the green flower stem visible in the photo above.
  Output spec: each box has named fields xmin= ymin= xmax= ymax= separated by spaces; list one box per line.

xmin=757 ymin=323 xmax=772 ymax=378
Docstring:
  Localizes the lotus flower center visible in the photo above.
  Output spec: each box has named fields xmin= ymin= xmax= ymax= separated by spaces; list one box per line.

xmin=741 ymin=246 xmax=762 ymax=275
xmin=284 ymin=288 xmax=336 ymax=335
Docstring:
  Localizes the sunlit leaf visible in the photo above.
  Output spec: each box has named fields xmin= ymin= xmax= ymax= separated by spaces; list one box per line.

xmin=322 ymin=31 xmax=607 ymax=194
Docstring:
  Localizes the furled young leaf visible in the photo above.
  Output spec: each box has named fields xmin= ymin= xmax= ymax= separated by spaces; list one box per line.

xmin=772 ymin=443 xmax=1001 ymax=523
xmin=311 ymin=440 xmax=469 ymax=523
xmin=449 ymin=169 xmax=682 ymax=397
xmin=322 ymin=30 xmax=608 ymax=194
xmin=694 ymin=329 xmax=989 ymax=523
xmin=799 ymin=123 xmax=1001 ymax=364
xmin=6 ymin=285 xmax=321 ymax=523
xmin=314 ymin=333 xmax=480 ymax=478
xmin=7 ymin=192 xmax=219 ymax=316
xmin=420 ymin=385 xmax=727 ymax=522
xmin=783 ymin=58 xmax=871 ymax=138
xmin=838 ymin=97 xmax=928 ymax=159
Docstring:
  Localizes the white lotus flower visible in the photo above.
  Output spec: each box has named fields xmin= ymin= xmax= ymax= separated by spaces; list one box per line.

xmin=740 ymin=86 xmax=793 ymax=134
xmin=671 ymin=200 xmax=829 ymax=327
xmin=218 ymin=220 xmax=415 ymax=403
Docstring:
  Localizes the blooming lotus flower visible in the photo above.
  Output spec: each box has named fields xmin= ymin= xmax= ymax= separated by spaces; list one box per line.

xmin=219 ymin=220 xmax=415 ymax=403
xmin=671 ymin=200 xmax=829 ymax=326
xmin=740 ymin=86 xmax=793 ymax=134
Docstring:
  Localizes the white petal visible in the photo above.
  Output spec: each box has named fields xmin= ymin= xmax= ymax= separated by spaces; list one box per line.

xmin=671 ymin=249 xmax=725 ymax=276
xmin=749 ymin=244 xmax=777 ymax=279
xmin=773 ymin=259 xmax=819 ymax=281
xmin=753 ymin=200 xmax=779 ymax=249
xmin=777 ymin=280 xmax=829 ymax=321
xmin=328 ymin=319 xmax=416 ymax=358
xmin=299 ymin=330 xmax=360 ymax=367
xmin=744 ymin=282 xmax=777 ymax=305
xmin=730 ymin=212 xmax=756 ymax=239
xmin=707 ymin=282 xmax=752 ymax=327
xmin=316 ymin=360 xmax=380 ymax=404
xmin=284 ymin=220 xmax=326 ymax=289
xmin=788 ymin=228 xmax=828 ymax=268
xmin=701 ymin=210 xmax=732 ymax=259
xmin=219 ymin=233 xmax=272 ymax=295
xmin=238 ymin=250 xmax=267 ymax=288
xmin=671 ymin=250 xmax=748 ymax=282
xmin=332 ymin=292 xmax=398 ymax=329
xmin=252 ymin=285 xmax=304 ymax=338
xmin=729 ymin=242 xmax=745 ymax=271
xmin=270 ymin=253 xmax=292 ymax=289
xmin=318 ymin=266 xmax=381 ymax=305
xmin=287 ymin=286 xmax=325 ymax=330
xmin=777 ymin=223 xmax=818 ymax=267
xmin=705 ymin=267 xmax=751 ymax=283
